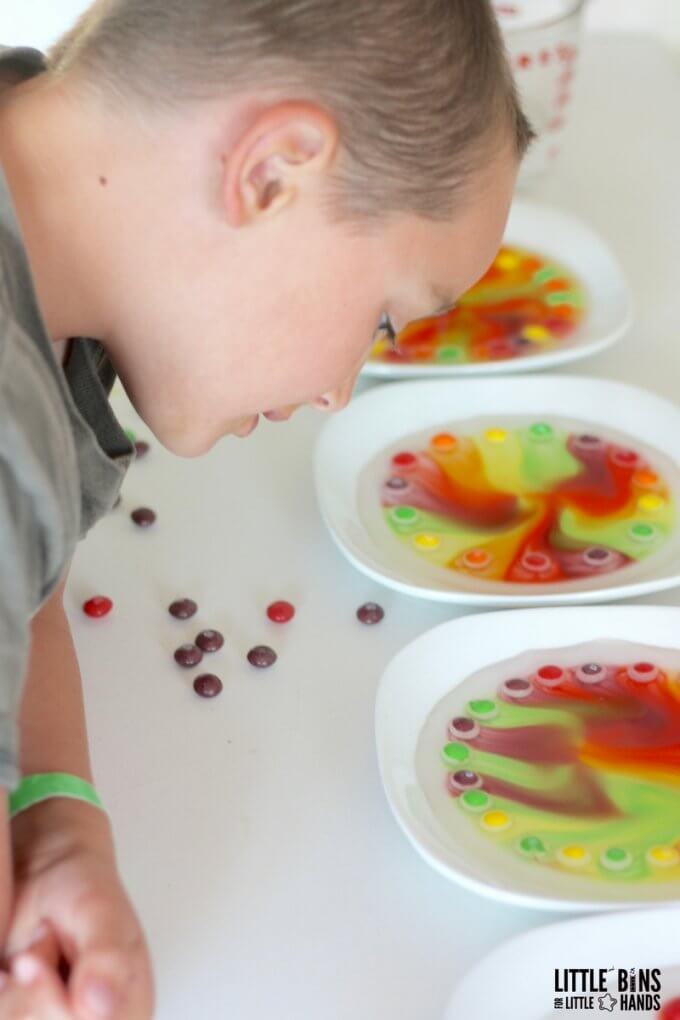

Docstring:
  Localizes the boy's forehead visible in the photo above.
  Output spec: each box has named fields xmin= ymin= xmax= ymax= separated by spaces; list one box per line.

xmin=397 ymin=150 xmax=517 ymax=300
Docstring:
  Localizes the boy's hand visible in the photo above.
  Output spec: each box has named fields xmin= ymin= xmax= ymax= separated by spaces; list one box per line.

xmin=3 ymin=798 xmax=155 ymax=1019
xmin=0 ymin=936 xmax=73 ymax=1018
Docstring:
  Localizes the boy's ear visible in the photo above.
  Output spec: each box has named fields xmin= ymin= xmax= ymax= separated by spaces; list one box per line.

xmin=223 ymin=102 xmax=338 ymax=226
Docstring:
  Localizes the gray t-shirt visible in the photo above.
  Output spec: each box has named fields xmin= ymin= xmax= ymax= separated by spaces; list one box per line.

xmin=0 ymin=46 xmax=133 ymax=790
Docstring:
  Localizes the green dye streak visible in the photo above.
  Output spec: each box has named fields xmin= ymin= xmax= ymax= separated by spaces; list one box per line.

xmin=546 ymin=290 xmax=584 ymax=308
xmin=533 ymin=266 xmax=559 ymax=284
xmin=437 ymin=346 xmax=463 ymax=362
xmin=518 ymin=427 xmax=581 ymax=490
xmin=560 ymin=506 xmax=674 ymax=561
xmin=466 ymin=771 xmax=680 ymax=882
xmin=383 ymin=507 xmax=517 ymax=566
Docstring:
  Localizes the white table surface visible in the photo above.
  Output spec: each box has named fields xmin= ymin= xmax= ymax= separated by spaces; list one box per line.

xmin=58 ymin=33 xmax=680 ymax=1020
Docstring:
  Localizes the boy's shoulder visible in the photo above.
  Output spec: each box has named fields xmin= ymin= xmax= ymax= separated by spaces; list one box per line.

xmin=0 ymin=161 xmax=133 ymax=545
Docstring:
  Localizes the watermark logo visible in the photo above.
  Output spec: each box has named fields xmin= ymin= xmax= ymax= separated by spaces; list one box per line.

xmin=553 ymin=967 xmax=662 ymax=1012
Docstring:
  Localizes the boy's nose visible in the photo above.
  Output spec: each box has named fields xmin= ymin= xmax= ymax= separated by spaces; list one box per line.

xmin=313 ymin=371 xmax=359 ymax=413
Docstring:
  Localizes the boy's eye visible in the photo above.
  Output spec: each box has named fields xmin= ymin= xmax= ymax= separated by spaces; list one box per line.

xmin=375 ymin=313 xmax=397 ymax=348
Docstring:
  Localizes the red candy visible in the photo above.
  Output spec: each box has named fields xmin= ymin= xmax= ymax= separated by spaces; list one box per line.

xmin=82 ymin=596 xmax=113 ymax=619
xmin=267 ymin=600 xmax=295 ymax=624
xmin=391 ymin=452 xmax=417 ymax=469
xmin=660 ymin=999 xmax=680 ymax=1020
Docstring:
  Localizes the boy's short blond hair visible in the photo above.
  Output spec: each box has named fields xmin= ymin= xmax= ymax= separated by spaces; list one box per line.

xmin=48 ymin=0 xmax=533 ymax=220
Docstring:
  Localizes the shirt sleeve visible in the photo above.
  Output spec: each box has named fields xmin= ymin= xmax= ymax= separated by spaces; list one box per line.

xmin=0 ymin=463 xmax=43 ymax=791
xmin=0 ymin=312 xmax=79 ymax=792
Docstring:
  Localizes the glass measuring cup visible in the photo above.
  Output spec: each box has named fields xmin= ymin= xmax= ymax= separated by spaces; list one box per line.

xmin=494 ymin=1 xmax=587 ymax=184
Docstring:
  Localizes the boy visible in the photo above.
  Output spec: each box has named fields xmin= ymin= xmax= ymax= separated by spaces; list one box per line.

xmin=0 ymin=1 xmax=531 ymax=1016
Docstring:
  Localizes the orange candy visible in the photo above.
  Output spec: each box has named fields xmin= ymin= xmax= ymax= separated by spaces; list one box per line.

xmin=431 ymin=432 xmax=458 ymax=451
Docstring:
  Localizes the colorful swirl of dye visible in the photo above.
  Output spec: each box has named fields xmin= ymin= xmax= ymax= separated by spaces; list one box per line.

xmin=370 ymin=246 xmax=586 ymax=366
xmin=381 ymin=422 xmax=675 ymax=585
xmin=441 ymin=656 xmax=680 ymax=881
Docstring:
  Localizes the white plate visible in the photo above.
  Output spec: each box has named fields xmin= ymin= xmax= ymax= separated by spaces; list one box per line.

xmin=375 ymin=605 xmax=680 ymax=913
xmin=315 ymin=376 xmax=680 ymax=607
xmin=444 ymin=906 xmax=680 ymax=1020
xmin=362 ymin=199 xmax=631 ymax=378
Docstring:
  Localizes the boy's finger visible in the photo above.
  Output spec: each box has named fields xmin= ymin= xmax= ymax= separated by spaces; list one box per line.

xmin=61 ymin=897 xmax=153 ymax=1020
xmin=1 ymin=952 xmax=71 ymax=1017
xmin=6 ymin=920 xmax=62 ymax=971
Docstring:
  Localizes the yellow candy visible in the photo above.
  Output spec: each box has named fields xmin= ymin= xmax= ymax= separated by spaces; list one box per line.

xmin=647 ymin=845 xmax=680 ymax=868
xmin=495 ymin=251 xmax=520 ymax=271
xmin=484 ymin=428 xmax=508 ymax=443
xmin=413 ymin=533 xmax=440 ymax=551
xmin=481 ymin=810 xmax=511 ymax=831
xmin=638 ymin=493 xmax=665 ymax=513
xmin=522 ymin=325 xmax=551 ymax=343
xmin=558 ymin=845 xmax=590 ymax=866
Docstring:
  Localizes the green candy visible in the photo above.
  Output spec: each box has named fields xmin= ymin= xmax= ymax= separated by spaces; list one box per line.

xmin=629 ymin=522 xmax=657 ymax=542
xmin=545 ymin=289 xmax=584 ymax=308
xmin=468 ymin=698 xmax=498 ymax=720
xmin=529 ymin=422 xmax=554 ymax=441
xmin=124 ymin=428 xmax=137 ymax=442
xmin=391 ymin=506 xmax=418 ymax=525
xmin=441 ymin=742 xmax=470 ymax=766
xmin=460 ymin=789 xmax=490 ymax=812
xmin=519 ymin=835 xmax=547 ymax=856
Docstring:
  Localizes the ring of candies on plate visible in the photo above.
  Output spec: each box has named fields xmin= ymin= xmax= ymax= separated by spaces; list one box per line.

xmin=381 ymin=419 xmax=676 ymax=586
xmin=431 ymin=647 xmax=680 ymax=882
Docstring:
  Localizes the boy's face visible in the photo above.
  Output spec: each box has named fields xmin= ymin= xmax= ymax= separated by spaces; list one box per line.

xmin=104 ymin=110 xmax=517 ymax=456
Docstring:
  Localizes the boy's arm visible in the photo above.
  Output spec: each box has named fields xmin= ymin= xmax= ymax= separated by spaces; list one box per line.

xmin=10 ymin=567 xmax=115 ymax=867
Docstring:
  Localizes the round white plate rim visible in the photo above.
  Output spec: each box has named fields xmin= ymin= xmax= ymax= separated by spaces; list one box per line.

xmin=375 ymin=604 xmax=680 ymax=912
xmin=315 ymin=375 xmax=680 ymax=607
xmin=362 ymin=197 xmax=632 ymax=378
xmin=443 ymin=905 xmax=680 ymax=1020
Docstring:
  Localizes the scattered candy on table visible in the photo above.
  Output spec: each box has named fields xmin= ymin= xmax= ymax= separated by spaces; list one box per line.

xmin=174 ymin=643 xmax=204 ymax=668
xmin=247 ymin=645 xmax=277 ymax=668
xmin=356 ymin=602 xmax=384 ymax=625
xmin=196 ymin=629 xmax=224 ymax=653
xmin=131 ymin=507 xmax=157 ymax=528
xmin=266 ymin=600 xmax=295 ymax=623
xmin=82 ymin=596 xmax=113 ymax=618
xmin=660 ymin=997 xmax=680 ymax=1020
xmin=193 ymin=674 xmax=223 ymax=698
xmin=168 ymin=598 xmax=198 ymax=619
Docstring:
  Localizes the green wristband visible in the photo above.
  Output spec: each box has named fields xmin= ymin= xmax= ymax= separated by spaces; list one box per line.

xmin=8 ymin=773 xmax=105 ymax=820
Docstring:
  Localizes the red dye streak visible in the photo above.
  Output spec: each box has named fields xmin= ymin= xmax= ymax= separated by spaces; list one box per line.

xmin=483 ymin=765 xmax=622 ymax=819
